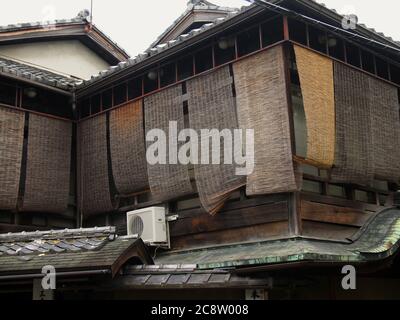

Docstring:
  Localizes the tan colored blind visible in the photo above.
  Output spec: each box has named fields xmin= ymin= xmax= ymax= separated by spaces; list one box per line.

xmin=0 ymin=107 xmax=24 ymax=210
xmin=233 ymin=45 xmax=302 ymax=195
xmin=21 ymin=114 xmax=72 ymax=213
xmin=110 ymin=100 xmax=148 ymax=194
xmin=144 ymin=85 xmax=193 ymax=201
xmin=187 ymin=66 xmax=246 ymax=215
xmin=294 ymin=45 xmax=335 ymax=168
xmin=78 ymin=114 xmax=114 ymax=216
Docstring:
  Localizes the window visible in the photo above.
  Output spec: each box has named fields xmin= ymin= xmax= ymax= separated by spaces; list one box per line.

xmin=390 ymin=65 xmax=400 ymax=85
xmin=90 ymin=94 xmax=101 ymax=114
xmin=144 ymin=70 xmax=158 ymax=94
xmin=327 ymin=34 xmax=345 ymax=61
xmin=160 ymin=62 xmax=176 ymax=87
xmin=289 ymin=18 xmax=307 ymax=45
xmin=214 ymin=37 xmax=235 ymax=66
xmin=22 ymin=85 xmax=71 ymax=118
xmin=177 ymin=56 xmax=194 ymax=81
xmin=261 ymin=16 xmax=284 ymax=47
xmin=372 ymin=181 xmax=389 ymax=192
xmin=361 ymin=50 xmax=376 ymax=74
xmin=113 ymin=83 xmax=127 ymax=106
xmin=195 ymin=47 xmax=213 ymax=74
xmin=327 ymin=184 xmax=346 ymax=198
xmin=128 ymin=78 xmax=143 ymax=100
xmin=378 ymin=194 xmax=388 ymax=206
xmin=302 ymin=164 xmax=319 ymax=176
xmin=79 ymin=99 xmax=90 ymax=118
xmin=102 ymin=89 xmax=112 ymax=110
xmin=308 ymin=25 xmax=327 ymax=54
xmin=302 ymin=179 xmax=322 ymax=194
xmin=0 ymin=82 xmax=16 ymax=106
xmin=355 ymin=189 xmax=376 ymax=204
xmin=237 ymin=26 xmax=261 ymax=57
xmin=345 ymin=42 xmax=361 ymax=68
xmin=375 ymin=57 xmax=389 ymax=79
xmin=291 ymin=87 xmax=307 ymax=158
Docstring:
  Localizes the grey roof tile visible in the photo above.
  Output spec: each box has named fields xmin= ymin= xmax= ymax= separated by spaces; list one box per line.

xmin=0 ymin=227 xmax=150 ymax=275
xmin=0 ymin=57 xmax=82 ymax=90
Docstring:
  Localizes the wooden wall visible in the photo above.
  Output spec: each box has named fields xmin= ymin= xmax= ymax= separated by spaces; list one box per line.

xmin=299 ymin=192 xmax=379 ymax=241
xmin=168 ymin=193 xmax=290 ymax=250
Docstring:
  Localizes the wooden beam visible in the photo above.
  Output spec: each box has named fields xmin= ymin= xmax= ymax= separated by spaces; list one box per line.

xmin=169 ymin=201 xmax=289 ymax=237
xmin=300 ymin=200 xmax=372 ymax=227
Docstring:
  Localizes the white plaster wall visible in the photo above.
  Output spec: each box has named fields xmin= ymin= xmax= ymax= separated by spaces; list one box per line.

xmin=0 ymin=40 xmax=110 ymax=79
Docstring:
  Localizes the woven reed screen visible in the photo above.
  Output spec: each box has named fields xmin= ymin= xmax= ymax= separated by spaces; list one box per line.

xmin=332 ymin=62 xmax=374 ymax=184
xmin=78 ymin=114 xmax=114 ymax=216
xmin=369 ymin=77 xmax=400 ymax=182
xmin=294 ymin=45 xmax=335 ymax=168
xmin=21 ymin=114 xmax=72 ymax=213
xmin=187 ymin=66 xmax=246 ymax=215
xmin=144 ymin=85 xmax=193 ymax=201
xmin=0 ymin=107 xmax=25 ymax=210
xmin=233 ymin=45 xmax=302 ymax=195
xmin=110 ymin=100 xmax=148 ymax=194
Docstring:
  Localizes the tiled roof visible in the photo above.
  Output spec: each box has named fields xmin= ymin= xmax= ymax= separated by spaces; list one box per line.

xmin=110 ymin=264 xmax=273 ymax=289
xmin=155 ymin=207 xmax=400 ymax=269
xmin=79 ymin=0 xmax=400 ymax=90
xmin=1 ymin=1 xmax=399 ymax=91
xmin=80 ymin=4 xmax=253 ymax=88
xmin=0 ymin=17 xmax=85 ymax=33
xmin=0 ymin=227 xmax=115 ymax=256
xmin=146 ymin=0 xmax=238 ymax=50
xmin=0 ymin=13 xmax=130 ymax=60
xmin=0 ymin=57 xmax=83 ymax=90
xmin=0 ymin=227 xmax=153 ymax=277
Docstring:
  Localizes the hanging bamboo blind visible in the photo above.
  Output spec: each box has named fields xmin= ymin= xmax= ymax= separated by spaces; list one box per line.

xmin=144 ymin=85 xmax=193 ymax=202
xmin=110 ymin=100 xmax=148 ymax=194
xmin=294 ymin=45 xmax=335 ymax=168
xmin=187 ymin=66 xmax=246 ymax=215
xmin=233 ymin=45 xmax=302 ymax=195
xmin=21 ymin=114 xmax=72 ymax=213
xmin=331 ymin=62 xmax=374 ymax=185
xmin=368 ymin=77 xmax=400 ymax=182
xmin=78 ymin=114 xmax=114 ymax=216
xmin=0 ymin=107 xmax=25 ymax=210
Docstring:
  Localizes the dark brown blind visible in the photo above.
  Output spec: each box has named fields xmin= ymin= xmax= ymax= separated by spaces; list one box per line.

xmin=78 ymin=114 xmax=114 ymax=216
xmin=187 ymin=66 xmax=245 ymax=215
xmin=144 ymin=85 xmax=193 ymax=202
xmin=368 ymin=77 xmax=400 ymax=182
xmin=332 ymin=63 xmax=374 ymax=184
xmin=21 ymin=114 xmax=72 ymax=213
xmin=233 ymin=45 xmax=302 ymax=195
xmin=0 ymin=107 xmax=25 ymax=210
xmin=110 ymin=100 xmax=148 ymax=194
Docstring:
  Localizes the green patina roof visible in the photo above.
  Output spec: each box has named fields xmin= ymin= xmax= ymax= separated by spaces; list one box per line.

xmin=155 ymin=208 xmax=400 ymax=270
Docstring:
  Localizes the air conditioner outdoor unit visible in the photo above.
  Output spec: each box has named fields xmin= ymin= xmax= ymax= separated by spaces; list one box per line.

xmin=126 ymin=207 xmax=170 ymax=248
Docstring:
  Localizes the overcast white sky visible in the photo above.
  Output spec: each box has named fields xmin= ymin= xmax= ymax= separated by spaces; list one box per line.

xmin=0 ymin=0 xmax=398 ymax=57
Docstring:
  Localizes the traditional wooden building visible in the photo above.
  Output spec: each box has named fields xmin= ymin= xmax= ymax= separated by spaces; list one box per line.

xmin=1 ymin=0 xmax=400 ymax=300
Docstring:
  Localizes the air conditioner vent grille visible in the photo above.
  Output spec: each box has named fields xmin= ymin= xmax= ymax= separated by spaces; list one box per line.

xmin=130 ymin=215 xmax=144 ymax=237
